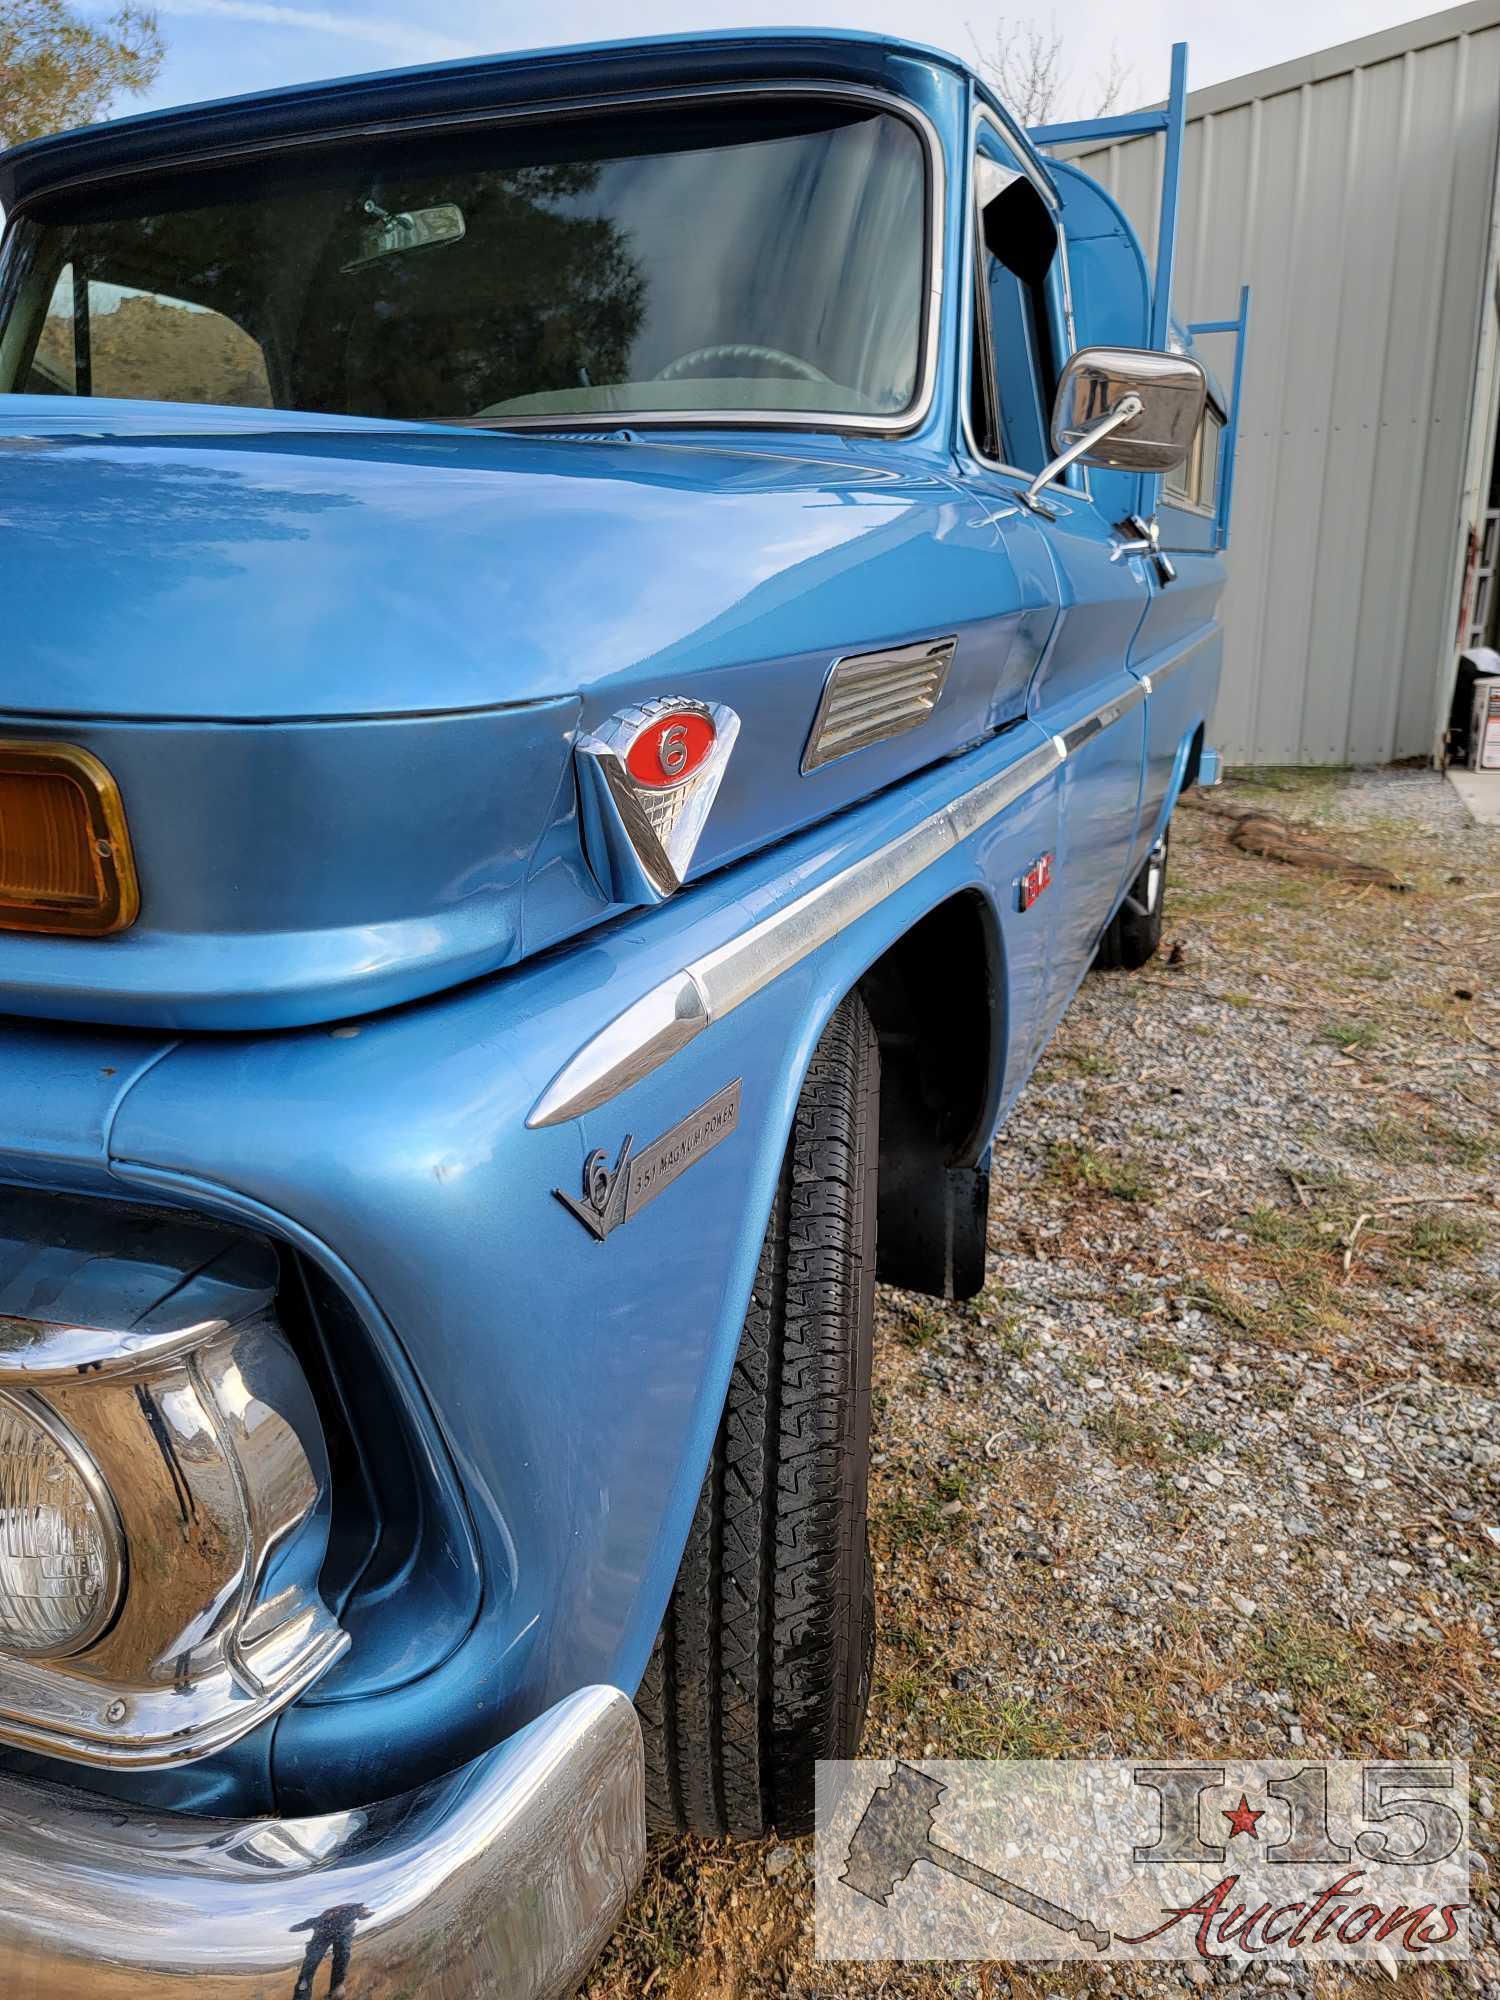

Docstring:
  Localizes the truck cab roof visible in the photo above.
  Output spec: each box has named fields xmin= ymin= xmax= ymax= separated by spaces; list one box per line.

xmin=0 ymin=27 xmax=1053 ymax=214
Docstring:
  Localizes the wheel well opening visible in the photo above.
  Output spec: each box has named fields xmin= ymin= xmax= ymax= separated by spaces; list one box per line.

xmin=1182 ymin=721 xmax=1206 ymax=794
xmin=857 ymin=892 xmax=998 ymax=1301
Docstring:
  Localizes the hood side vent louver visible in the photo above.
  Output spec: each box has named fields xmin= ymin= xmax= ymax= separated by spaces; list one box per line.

xmin=801 ymin=635 xmax=957 ymax=774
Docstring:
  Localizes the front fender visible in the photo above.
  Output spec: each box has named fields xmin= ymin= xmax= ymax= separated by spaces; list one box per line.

xmin=0 ymin=717 xmax=1063 ymax=1811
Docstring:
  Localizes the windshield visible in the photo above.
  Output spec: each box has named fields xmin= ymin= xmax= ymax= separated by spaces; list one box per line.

xmin=0 ymin=99 xmax=928 ymax=426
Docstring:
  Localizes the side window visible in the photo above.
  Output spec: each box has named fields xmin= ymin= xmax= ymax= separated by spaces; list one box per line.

xmin=27 ymin=269 xmax=271 ymax=409
xmin=29 ymin=264 xmax=77 ymax=393
xmin=1164 ymin=427 xmax=1197 ymax=505
xmin=1199 ymin=406 xmax=1224 ymax=508
xmin=1165 ymin=402 xmax=1224 ymax=512
xmin=971 ymin=145 xmax=1062 ymax=474
xmin=85 ymin=282 xmax=272 ymax=408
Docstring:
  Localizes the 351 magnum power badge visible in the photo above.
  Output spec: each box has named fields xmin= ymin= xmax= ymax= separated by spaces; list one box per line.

xmin=554 ymin=1081 xmax=741 ymax=1240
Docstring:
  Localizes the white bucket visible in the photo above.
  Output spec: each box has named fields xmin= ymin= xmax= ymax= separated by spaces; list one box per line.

xmin=1471 ymin=677 xmax=1500 ymax=770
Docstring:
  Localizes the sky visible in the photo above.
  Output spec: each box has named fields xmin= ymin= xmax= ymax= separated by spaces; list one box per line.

xmin=86 ymin=0 xmax=1456 ymax=125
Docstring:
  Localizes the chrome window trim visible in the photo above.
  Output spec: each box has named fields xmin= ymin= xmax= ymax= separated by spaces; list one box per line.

xmin=970 ymin=105 xmax=1078 ymax=355
xmin=960 ymin=104 xmax=1088 ymax=498
xmin=2 ymin=82 xmax=946 ymax=442
xmin=967 ymin=83 xmax=1064 ymax=214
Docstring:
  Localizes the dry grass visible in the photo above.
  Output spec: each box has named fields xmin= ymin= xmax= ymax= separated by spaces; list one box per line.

xmin=584 ymin=773 xmax=1499 ymax=2000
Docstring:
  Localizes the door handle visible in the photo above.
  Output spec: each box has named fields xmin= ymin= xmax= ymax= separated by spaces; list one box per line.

xmin=1110 ymin=532 xmax=1155 ymax=563
xmin=1111 ymin=514 xmax=1177 ymax=587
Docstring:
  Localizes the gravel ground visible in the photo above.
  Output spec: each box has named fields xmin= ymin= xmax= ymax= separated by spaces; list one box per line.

xmin=1320 ymin=768 xmax=1477 ymax=833
xmin=584 ymin=768 xmax=1500 ymax=2000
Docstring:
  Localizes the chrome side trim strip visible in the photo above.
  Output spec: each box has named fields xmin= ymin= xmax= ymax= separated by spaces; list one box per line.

xmin=0 ymin=1683 xmax=645 ymax=2000
xmin=1059 ymin=677 xmax=1148 ymax=758
xmin=1141 ymin=627 xmax=1214 ymax=688
xmin=528 ymin=735 xmax=1061 ymax=1127
xmin=528 ymin=643 xmax=1210 ymax=1129
xmin=533 ymin=972 xmax=713 ymax=1126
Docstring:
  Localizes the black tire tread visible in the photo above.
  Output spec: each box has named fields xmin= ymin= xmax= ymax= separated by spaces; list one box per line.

xmin=1096 ymin=823 xmax=1168 ymax=971
xmin=638 ymin=991 xmax=879 ymax=1838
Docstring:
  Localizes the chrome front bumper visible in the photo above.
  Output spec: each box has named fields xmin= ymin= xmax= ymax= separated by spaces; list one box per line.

xmin=0 ymin=1683 xmax=645 ymax=1999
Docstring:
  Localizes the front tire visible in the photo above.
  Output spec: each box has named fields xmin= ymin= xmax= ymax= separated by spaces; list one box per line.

xmin=1095 ymin=823 xmax=1169 ymax=970
xmin=636 ymin=990 xmax=880 ymax=1838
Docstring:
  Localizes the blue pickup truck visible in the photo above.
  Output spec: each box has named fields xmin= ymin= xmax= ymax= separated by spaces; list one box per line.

xmin=0 ymin=27 xmax=1247 ymax=1997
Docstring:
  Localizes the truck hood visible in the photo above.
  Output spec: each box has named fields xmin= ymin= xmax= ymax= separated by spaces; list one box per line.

xmin=0 ymin=397 xmax=919 ymax=722
xmin=0 ymin=398 xmax=1051 ymax=1030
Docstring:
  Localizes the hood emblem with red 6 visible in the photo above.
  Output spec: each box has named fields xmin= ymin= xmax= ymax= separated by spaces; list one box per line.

xmin=575 ymin=696 xmax=740 ymax=905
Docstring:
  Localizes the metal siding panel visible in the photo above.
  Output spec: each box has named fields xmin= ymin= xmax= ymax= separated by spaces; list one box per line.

xmin=1305 ymin=58 xmax=1400 ymax=765
xmin=1189 ymin=103 xmax=1263 ymax=761
xmin=1362 ymin=47 xmax=1460 ymax=763
xmin=1285 ymin=73 xmax=1364 ymax=764
xmin=1069 ymin=21 xmax=1500 ymax=764
xmin=1244 ymin=86 xmax=1320 ymax=765
xmin=1338 ymin=50 xmax=1426 ymax=764
xmin=1399 ymin=26 xmax=1500 ymax=753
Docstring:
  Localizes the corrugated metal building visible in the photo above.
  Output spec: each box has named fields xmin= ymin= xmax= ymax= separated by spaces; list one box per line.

xmin=1064 ymin=1 xmax=1500 ymax=766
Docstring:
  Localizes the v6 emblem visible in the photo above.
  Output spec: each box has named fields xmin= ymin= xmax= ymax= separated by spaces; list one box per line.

xmin=554 ymin=1135 xmax=635 ymax=1241
xmin=552 ymin=1082 xmax=742 ymax=1241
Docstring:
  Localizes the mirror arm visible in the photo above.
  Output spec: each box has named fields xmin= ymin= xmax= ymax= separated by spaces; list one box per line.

xmin=1018 ymin=393 xmax=1144 ymax=516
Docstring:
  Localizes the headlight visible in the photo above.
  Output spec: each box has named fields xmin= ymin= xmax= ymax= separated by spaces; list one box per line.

xmin=0 ymin=1394 xmax=122 ymax=1658
xmin=0 ymin=1201 xmax=347 ymax=1769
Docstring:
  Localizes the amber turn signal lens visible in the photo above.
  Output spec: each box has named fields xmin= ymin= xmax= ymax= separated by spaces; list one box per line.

xmin=0 ymin=742 xmax=139 ymax=937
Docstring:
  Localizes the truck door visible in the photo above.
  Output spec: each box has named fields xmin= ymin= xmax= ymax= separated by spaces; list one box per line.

xmin=1042 ymin=154 xmax=1235 ymax=881
xmin=1034 ymin=48 xmax=1250 ymax=882
xmin=1125 ymin=425 xmax=1230 ymax=877
xmin=960 ymin=120 xmax=1150 ymax=1038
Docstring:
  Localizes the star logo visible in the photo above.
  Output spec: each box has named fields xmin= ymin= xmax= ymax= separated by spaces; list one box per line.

xmin=1223 ymin=1793 xmax=1264 ymax=1839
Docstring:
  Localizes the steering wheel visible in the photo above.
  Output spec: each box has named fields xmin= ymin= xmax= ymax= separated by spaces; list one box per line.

xmin=653 ymin=343 xmax=833 ymax=385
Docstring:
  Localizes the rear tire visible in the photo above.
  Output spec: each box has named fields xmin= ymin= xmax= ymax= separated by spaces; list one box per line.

xmin=636 ymin=990 xmax=880 ymax=1838
xmin=1095 ymin=822 xmax=1169 ymax=970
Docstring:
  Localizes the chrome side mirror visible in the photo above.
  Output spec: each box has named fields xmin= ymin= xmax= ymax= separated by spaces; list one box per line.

xmin=1021 ymin=346 xmax=1208 ymax=514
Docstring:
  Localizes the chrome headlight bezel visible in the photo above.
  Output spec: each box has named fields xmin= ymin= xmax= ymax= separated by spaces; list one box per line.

xmin=0 ymin=1217 xmax=348 ymax=1770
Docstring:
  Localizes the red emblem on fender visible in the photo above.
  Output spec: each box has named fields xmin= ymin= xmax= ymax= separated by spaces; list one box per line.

xmin=575 ymin=696 xmax=741 ymax=906
xmin=625 ymin=711 xmax=717 ymax=788
xmin=1018 ymin=853 xmax=1053 ymax=911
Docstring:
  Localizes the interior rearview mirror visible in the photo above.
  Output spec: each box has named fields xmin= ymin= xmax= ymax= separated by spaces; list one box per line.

xmin=342 ymin=201 xmax=466 ymax=273
xmin=1051 ymin=346 xmax=1208 ymax=472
